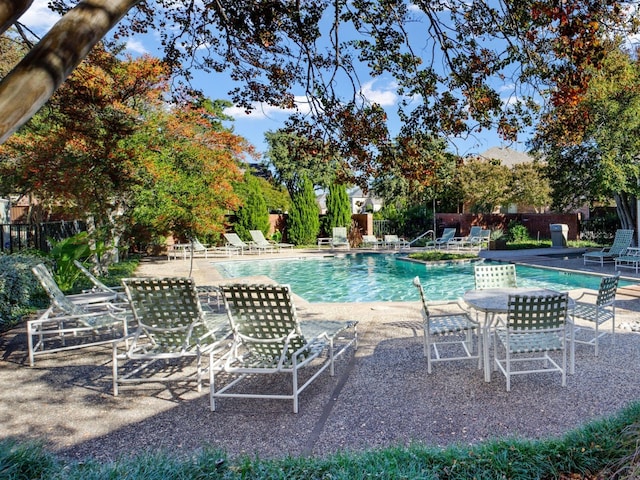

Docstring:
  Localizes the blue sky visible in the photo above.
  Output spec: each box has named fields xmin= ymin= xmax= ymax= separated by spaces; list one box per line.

xmin=19 ymin=1 xmax=527 ymax=159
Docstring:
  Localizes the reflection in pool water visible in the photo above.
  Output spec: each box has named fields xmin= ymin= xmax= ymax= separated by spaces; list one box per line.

xmin=213 ymin=253 xmax=627 ymax=303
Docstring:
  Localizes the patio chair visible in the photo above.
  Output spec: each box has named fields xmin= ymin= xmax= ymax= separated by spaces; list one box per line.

xmin=192 ymin=238 xmax=228 ymax=257
xmin=474 ymin=264 xmax=517 ymax=289
xmin=425 ymin=228 xmax=456 ymax=249
xmin=615 ymin=247 xmax=640 ymax=273
xmin=383 ymin=234 xmax=410 ymax=249
xmin=330 ymin=226 xmax=350 ymax=249
xmin=583 ymin=229 xmax=635 ymax=266
xmin=210 ymin=283 xmax=358 ymax=413
xmin=361 ymin=234 xmax=382 ymax=249
xmin=413 ymin=277 xmax=481 ymax=374
xmin=113 ymin=277 xmax=232 ymax=396
xmin=447 ymin=226 xmax=482 ymax=250
xmin=249 ymin=230 xmax=293 ymax=251
xmin=463 ymin=229 xmax=491 ymax=251
xmin=73 ymin=260 xmax=126 ymax=301
xmin=570 ymin=273 xmax=619 ymax=357
xmin=494 ymin=293 xmax=570 ymax=391
xmin=28 ymin=263 xmax=129 ymax=366
xmin=223 ymin=233 xmax=258 ymax=255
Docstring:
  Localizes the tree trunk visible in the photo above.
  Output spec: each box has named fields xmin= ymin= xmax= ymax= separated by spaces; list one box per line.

xmin=0 ymin=0 xmax=140 ymax=144
xmin=0 ymin=0 xmax=33 ymax=36
xmin=614 ymin=192 xmax=637 ymax=245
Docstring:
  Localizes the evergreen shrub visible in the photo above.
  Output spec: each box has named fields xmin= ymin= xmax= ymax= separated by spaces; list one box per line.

xmin=0 ymin=253 xmax=50 ymax=332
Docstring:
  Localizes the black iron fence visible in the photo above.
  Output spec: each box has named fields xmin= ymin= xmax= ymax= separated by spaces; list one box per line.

xmin=0 ymin=221 xmax=85 ymax=254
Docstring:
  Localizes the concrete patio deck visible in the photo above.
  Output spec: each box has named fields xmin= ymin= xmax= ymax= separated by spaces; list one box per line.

xmin=1 ymin=247 xmax=639 ymax=462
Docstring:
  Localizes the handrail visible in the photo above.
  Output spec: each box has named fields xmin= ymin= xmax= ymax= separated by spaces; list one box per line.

xmin=409 ymin=230 xmax=434 ymax=246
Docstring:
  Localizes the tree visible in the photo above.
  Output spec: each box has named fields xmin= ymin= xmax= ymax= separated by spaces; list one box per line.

xmin=325 ymin=183 xmax=352 ymax=231
xmin=1 ymin=1 xmax=637 ymax=188
xmin=509 ymin=162 xmax=551 ymax=213
xmin=128 ymin=102 xmax=247 ymax=244
xmin=287 ymin=176 xmax=319 ymax=246
xmin=0 ymin=42 xmax=249 ymax=253
xmin=264 ymin=129 xmax=337 ymax=196
xmin=255 ymin=176 xmax=291 ymax=214
xmin=0 ymin=43 xmax=168 ymax=256
xmin=532 ymin=45 xmax=640 ymax=230
xmin=233 ymin=173 xmax=270 ymax=241
xmin=457 ymin=158 xmax=511 ymax=214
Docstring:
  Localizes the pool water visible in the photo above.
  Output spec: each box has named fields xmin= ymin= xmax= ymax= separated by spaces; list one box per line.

xmin=213 ymin=253 xmax=629 ymax=303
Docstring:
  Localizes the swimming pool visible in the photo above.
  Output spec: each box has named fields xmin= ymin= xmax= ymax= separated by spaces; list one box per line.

xmin=213 ymin=253 xmax=629 ymax=303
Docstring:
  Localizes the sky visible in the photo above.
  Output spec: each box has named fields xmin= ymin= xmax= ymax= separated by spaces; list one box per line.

xmin=17 ymin=1 xmax=527 ymax=160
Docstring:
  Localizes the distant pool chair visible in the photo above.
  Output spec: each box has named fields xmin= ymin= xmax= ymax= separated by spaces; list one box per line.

xmin=583 ymin=229 xmax=634 ymax=267
xmin=425 ymin=228 xmax=456 ymax=249
xmin=330 ymin=227 xmax=350 ymax=249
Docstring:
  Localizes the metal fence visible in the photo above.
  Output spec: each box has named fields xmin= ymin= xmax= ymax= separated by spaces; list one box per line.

xmin=373 ymin=219 xmax=393 ymax=237
xmin=0 ymin=221 xmax=86 ymax=254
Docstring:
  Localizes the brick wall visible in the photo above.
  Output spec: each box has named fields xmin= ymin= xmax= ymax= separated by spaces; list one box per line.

xmin=436 ymin=213 xmax=580 ymax=240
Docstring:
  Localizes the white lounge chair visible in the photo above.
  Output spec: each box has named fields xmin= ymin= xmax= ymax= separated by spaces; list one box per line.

xmin=73 ymin=260 xmax=126 ymax=301
xmin=425 ymin=228 xmax=456 ymax=249
xmin=448 ymin=226 xmax=482 ymax=250
xmin=383 ymin=234 xmax=410 ymax=249
xmin=361 ymin=234 xmax=382 ymax=249
xmin=330 ymin=227 xmax=350 ymax=249
xmin=223 ymin=232 xmax=266 ymax=254
xmin=249 ymin=230 xmax=293 ymax=251
xmin=28 ymin=263 xmax=128 ymax=366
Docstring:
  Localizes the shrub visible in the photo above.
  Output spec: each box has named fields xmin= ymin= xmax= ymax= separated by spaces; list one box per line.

xmin=234 ymin=175 xmax=270 ymax=241
xmin=507 ymin=221 xmax=530 ymax=243
xmin=48 ymin=232 xmax=91 ymax=291
xmin=326 ymin=183 xmax=352 ymax=230
xmin=287 ymin=177 xmax=320 ymax=245
xmin=0 ymin=253 xmax=50 ymax=332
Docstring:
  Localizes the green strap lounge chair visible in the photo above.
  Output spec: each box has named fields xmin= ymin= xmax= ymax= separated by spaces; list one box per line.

xmin=210 ymin=283 xmax=357 ymax=413
xmin=113 ymin=277 xmax=231 ymax=396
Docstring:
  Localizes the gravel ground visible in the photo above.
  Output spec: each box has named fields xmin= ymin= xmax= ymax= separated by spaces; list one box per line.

xmin=1 ymin=248 xmax=639 ymax=462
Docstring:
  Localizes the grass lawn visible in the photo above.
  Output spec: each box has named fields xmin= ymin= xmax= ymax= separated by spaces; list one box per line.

xmin=1 ymin=401 xmax=639 ymax=479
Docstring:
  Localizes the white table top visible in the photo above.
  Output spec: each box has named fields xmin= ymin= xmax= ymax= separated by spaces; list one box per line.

xmin=463 ymin=287 xmax=567 ymax=313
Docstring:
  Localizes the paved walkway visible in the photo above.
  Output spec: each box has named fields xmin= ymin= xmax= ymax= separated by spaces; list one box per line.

xmin=1 ymin=247 xmax=639 ymax=462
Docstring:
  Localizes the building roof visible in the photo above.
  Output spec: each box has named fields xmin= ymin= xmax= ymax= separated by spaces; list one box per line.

xmin=479 ymin=147 xmax=534 ymax=167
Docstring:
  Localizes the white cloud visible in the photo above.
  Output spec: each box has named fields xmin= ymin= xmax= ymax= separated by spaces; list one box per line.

xmin=125 ymin=39 xmax=149 ymax=55
xmin=360 ymin=80 xmax=397 ymax=106
xmin=18 ymin=0 xmax=60 ymax=34
xmin=225 ymin=95 xmax=312 ymax=120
